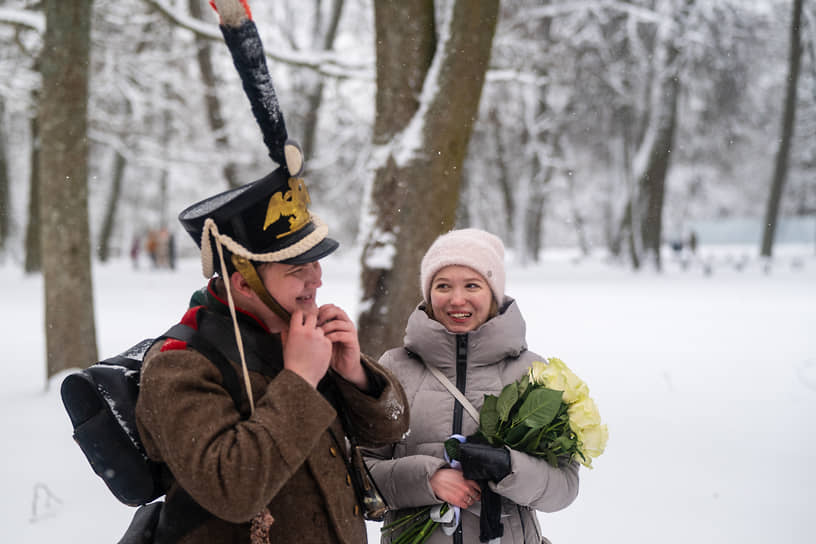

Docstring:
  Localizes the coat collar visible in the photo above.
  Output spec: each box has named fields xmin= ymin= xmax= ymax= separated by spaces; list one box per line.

xmin=198 ymin=277 xmax=271 ymax=333
xmin=404 ymin=297 xmax=527 ymax=373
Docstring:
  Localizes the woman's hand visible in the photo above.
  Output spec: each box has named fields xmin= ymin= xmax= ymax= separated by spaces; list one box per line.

xmin=318 ymin=304 xmax=368 ymax=390
xmin=430 ymin=468 xmax=482 ymax=510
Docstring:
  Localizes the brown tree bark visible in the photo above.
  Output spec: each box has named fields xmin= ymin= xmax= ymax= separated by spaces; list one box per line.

xmin=39 ymin=0 xmax=98 ymax=379
xmin=761 ymin=0 xmax=803 ymax=257
xmin=626 ymin=0 xmax=692 ymax=271
xmin=24 ymin=105 xmax=41 ymax=273
xmin=358 ymin=0 xmax=500 ymax=358
xmin=0 ymin=99 xmax=9 ymax=256
xmin=188 ymin=0 xmax=241 ymax=189
xmin=97 ymin=150 xmax=126 ymax=262
xmin=299 ymin=0 xmax=345 ymax=162
xmin=636 ymin=68 xmax=680 ymax=271
xmin=489 ymin=107 xmax=516 ymax=234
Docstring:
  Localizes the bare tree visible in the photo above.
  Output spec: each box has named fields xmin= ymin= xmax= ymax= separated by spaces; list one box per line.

xmin=0 ymin=99 xmax=9 ymax=256
xmin=188 ymin=0 xmax=241 ymax=189
xmin=96 ymin=149 xmax=126 ymax=262
xmin=294 ymin=0 xmax=346 ymax=162
xmin=761 ymin=0 xmax=804 ymax=258
xmin=39 ymin=0 xmax=98 ymax=378
xmin=24 ymin=106 xmax=41 ymax=273
xmin=357 ymin=0 xmax=500 ymax=358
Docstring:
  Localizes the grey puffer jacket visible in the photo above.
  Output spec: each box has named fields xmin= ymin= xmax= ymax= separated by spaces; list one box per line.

xmin=365 ymin=299 xmax=579 ymax=543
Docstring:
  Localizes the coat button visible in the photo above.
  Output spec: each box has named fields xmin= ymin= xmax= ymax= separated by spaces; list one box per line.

xmin=346 ymin=474 xmax=352 ymax=486
xmin=330 ymin=447 xmax=337 ymax=457
xmin=354 ymin=505 xmax=360 ymax=516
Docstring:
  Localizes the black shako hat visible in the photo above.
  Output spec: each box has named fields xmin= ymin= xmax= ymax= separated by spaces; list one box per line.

xmin=179 ymin=167 xmax=339 ymax=276
xmin=178 ymin=0 xmax=337 ymax=278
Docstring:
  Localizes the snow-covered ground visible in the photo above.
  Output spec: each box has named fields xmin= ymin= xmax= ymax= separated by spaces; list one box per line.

xmin=2 ymin=245 xmax=814 ymax=543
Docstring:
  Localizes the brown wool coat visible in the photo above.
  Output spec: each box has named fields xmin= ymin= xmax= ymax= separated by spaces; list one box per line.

xmin=136 ymin=329 xmax=408 ymax=544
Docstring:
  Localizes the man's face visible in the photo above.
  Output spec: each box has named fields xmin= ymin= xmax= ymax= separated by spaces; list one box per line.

xmin=256 ymin=260 xmax=323 ymax=330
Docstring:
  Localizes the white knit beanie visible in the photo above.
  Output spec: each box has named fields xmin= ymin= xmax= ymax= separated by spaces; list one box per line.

xmin=420 ymin=228 xmax=506 ymax=304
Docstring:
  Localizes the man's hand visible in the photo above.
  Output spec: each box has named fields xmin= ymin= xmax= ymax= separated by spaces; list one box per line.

xmin=430 ymin=468 xmax=482 ymax=510
xmin=281 ymin=310 xmax=332 ymax=388
xmin=317 ymin=304 xmax=367 ymax=390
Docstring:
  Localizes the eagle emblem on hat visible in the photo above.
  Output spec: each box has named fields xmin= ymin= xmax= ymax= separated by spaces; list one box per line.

xmin=264 ymin=178 xmax=311 ymax=236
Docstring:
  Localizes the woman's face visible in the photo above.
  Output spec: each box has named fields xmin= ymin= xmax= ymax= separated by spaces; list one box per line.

xmin=429 ymin=265 xmax=493 ymax=333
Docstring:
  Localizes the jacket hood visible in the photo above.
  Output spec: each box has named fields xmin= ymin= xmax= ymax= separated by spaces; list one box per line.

xmin=403 ymin=297 xmax=527 ymax=373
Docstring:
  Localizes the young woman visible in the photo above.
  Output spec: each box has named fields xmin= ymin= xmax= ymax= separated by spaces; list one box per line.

xmin=365 ymin=229 xmax=579 ymax=543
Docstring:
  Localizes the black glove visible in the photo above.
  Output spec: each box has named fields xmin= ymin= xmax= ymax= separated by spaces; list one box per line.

xmin=459 ymin=442 xmax=511 ymax=483
xmin=479 ymin=486 xmax=504 ymax=542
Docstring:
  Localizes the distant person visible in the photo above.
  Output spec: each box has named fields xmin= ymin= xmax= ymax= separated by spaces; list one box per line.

xmin=157 ymin=227 xmax=170 ymax=268
xmin=364 ymin=229 xmax=580 ymax=543
xmin=145 ymin=230 xmax=158 ymax=268
xmin=130 ymin=235 xmax=140 ymax=269
xmin=688 ymin=230 xmax=698 ymax=255
xmin=168 ymin=232 xmax=176 ymax=270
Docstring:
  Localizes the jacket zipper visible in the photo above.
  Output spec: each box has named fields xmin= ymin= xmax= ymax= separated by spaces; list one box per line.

xmin=452 ymin=334 xmax=468 ymax=544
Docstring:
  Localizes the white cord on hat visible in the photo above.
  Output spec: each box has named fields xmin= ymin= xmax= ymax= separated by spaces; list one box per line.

xmin=199 ymin=216 xmax=329 ymax=278
xmin=211 ymin=226 xmax=256 ymax=416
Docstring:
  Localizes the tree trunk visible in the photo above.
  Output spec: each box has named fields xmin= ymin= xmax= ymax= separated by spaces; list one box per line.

xmin=39 ymin=0 xmax=98 ymax=379
xmin=761 ymin=0 xmax=803 ymax=257
xmin=628 ymin=0 xmax=690 ymax=271
xmin=0 ymin=99 xmax=9 ymax=256
xmin=358 ymin=0 xmax=500 ymax=358
xmin=188 ymin=0 xmax=241 ymax=189
xmin=637 ymin=71 xmax=680 ymax=271
xmin=489 ymin=107 xmax=515 ymax=234
xmin=97 ymin=150 xmax=126 ymax=262
xmin=299 ymin=0 xmax=345 ymax=162
xmin=24 ymin=113 xmax=41 ymax=274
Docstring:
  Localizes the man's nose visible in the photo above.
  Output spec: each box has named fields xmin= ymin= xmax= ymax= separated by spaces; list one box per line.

xmin=306 ymin=261 xmax=322 ymax=286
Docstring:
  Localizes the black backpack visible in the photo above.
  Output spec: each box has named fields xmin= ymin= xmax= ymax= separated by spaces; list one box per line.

xmin=60 ymin=323 xmax=243 ymax=507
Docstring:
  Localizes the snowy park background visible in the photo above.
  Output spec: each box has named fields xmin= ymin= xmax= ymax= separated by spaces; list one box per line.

xmin=2 ymin=241 xmax=814 ymax=543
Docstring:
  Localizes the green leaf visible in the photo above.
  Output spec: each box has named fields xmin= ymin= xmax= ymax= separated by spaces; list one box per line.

xmin=480 ymin=395 xmax=499 ymax=439
xmin=444 ymin=438 xmax=461 ymax=461
xmin=517 ymin=374 xmax=530 ymax=399
xmin=497 ymin=383 xmax=518 ymax=423
xmin=508 ymin=425 xmax=540 ymax=450
xmin=551 ymin=435 xmax=576 ymax=455
xmin=530 ymin=425 xmax=549 ymax=451
xmin=504 ymin=422 xmax=531 ymax=445
xmin=517 ymin=387 xmax=564 ymax=428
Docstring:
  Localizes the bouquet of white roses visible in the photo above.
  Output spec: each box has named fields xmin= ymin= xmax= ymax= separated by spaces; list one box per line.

xmin=445 ymin=357 xmax=607 ymax=468
xmin=383 ymin=358 xmax=607 ymax=544
xmin=450 ymin=357 xmax=608 ymax=468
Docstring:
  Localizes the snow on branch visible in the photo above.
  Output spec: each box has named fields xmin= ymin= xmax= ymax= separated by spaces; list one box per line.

xmin=487 ymin=69 xmax=548 ymax=87
xmin=0 ymin=8 xmax=44 ymax=33
xmin=529 ymin=0 xmax=665 ymax=25
xmin=144 ymin=0 xmax=371 ymax=80
xmin=391 ymin=0 xmax=458 ymax=168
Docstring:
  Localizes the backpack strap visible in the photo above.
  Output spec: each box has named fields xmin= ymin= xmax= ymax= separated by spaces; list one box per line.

xmin=126 ymin=322 xmax=250 ymax=543
xmin=156 ymin=322 xmax=245 ymax=415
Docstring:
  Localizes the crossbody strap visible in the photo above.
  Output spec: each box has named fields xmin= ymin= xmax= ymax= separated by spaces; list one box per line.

xmin=158 ymin=323 xmax=245 ymax=415
xmin=424 ymin=363 xmax=480 ymax=424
